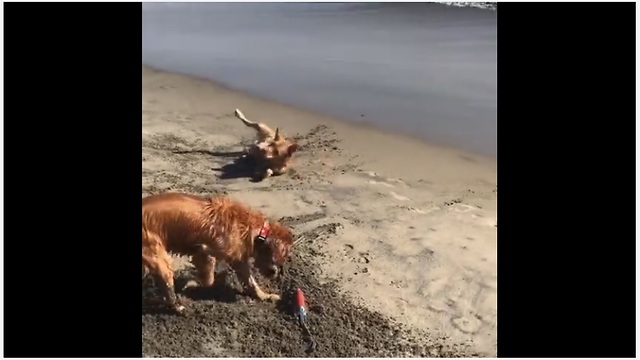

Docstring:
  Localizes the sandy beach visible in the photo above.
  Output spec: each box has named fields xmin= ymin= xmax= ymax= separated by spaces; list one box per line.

xmin=142 ymin=66 xmax=497 ymax=357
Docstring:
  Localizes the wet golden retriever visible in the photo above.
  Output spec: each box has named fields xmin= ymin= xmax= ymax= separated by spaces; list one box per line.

xmin=142 ymin=192 xmax=294 ymax=313
xmin=234 ymin=108 xmax=299 ymax=179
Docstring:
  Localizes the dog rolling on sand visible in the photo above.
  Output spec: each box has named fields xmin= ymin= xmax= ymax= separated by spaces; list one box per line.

xmin=234 ymin=108 xmax=299 ymax=179
xmin=142 ymin=192 xmax=294 ymax=313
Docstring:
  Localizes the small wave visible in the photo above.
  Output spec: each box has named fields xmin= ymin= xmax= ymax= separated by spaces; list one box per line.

xmin=440 ymin=2 xmax=497 ymax=11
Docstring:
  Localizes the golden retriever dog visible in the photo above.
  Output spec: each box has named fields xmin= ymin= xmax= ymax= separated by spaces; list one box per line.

xmin=142 ymin=192 xmax=294 ymax=313
xmin=234 ymin=108 xmax=299 ymax=179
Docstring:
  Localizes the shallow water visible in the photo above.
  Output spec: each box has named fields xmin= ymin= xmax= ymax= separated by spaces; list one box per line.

xmin=142 ymin=3 xmax=497 ymax=156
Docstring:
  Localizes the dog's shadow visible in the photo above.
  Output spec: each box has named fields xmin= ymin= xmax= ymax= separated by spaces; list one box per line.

xmin=176 ymin=270 xmax=242 ymax=303
xmin=173 ymin=149 xmax=244 ymax=158
xmin=212 ymin=154 xmax=265 ymax=182
xmin=173 ymin=149 xmax=264 ymax=182
xmin=142 ymin=269 xmax=245 ymax=315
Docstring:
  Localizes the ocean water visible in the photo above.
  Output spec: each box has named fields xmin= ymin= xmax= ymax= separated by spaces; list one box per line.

xmin=142 ymin=3 xmax=497 ymax=156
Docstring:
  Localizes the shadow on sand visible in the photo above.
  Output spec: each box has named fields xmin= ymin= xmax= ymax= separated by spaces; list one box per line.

xmin=173 ymin=149 xmax=264 ymax=182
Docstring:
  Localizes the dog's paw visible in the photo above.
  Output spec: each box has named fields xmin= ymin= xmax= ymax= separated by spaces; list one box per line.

xmin=180 ymin=279 xmax=199 ymax=292
xmin=170 ymin=304 xmax=187 ymax=316
xmin=265 ymin=293 xmax=281 ymax=302
xmin=264 ymin=168 xmax=274 ymax=179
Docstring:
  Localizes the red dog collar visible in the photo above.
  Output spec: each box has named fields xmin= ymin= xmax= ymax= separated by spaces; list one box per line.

xmin=256 ymin=221 xmax=270 ymax=243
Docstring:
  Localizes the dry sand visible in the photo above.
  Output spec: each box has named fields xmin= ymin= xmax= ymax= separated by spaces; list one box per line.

xmin=142 ymin=66 xmax=497 ymax=356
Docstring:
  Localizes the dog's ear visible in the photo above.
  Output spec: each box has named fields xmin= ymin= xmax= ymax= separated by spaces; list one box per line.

xmin=274 ymin=127 xmax=282 ymax=141
xmin=287 ymin=143 xmax=298 ymax=155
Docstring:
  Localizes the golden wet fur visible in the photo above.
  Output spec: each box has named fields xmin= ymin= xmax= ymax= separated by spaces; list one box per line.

xmin=142 ymin=192 xmax=294 ymax=312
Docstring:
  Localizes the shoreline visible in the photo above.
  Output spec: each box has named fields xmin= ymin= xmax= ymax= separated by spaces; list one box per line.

xmin=142 ymin=65 xmax=497 ymax=163
xmin=142 ymin=65 xmax=497 ymax=356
